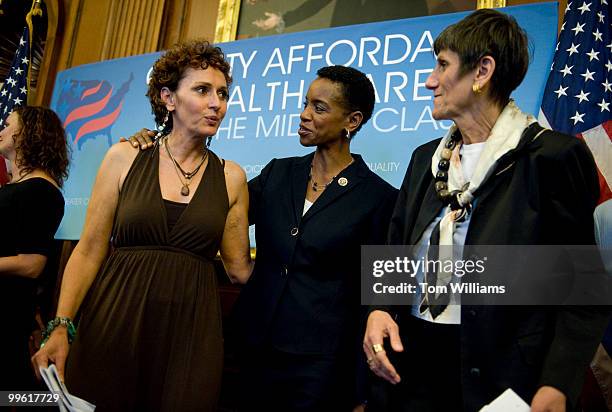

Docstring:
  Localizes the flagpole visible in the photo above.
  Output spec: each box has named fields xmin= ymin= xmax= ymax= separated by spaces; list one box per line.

xmin=25 ymin=0 xmax=43 ymax=105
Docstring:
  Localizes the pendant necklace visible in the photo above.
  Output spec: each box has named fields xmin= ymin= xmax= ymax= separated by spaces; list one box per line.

xmin=308 ymin=157 xmax=354 ymax=192
xmin=309 ymin=164 xmax=336 ymax=192
xmin=164 ymin=136 xmax=208 ymax=196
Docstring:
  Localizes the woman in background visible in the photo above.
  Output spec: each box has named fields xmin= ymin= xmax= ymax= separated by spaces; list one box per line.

xmin=0 ymin=106 xmax=68 ymax=390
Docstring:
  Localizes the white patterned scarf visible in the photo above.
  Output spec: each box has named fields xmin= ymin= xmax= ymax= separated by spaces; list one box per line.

xmin=430 ymin=100 xmax=537 ymax=247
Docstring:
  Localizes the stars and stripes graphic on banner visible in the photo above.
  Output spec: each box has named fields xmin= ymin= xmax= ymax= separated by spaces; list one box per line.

xmin=538 ymin=0 xmax=612 ymax=205
xmin=0 ymin=25 xmax=31 ymax=184
xmin=55 ymin=74 xmax=134 ymax=150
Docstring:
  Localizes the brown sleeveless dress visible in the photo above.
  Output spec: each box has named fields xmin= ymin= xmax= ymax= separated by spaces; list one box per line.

xmin=66 ymin=148 xmax=229 ymax=411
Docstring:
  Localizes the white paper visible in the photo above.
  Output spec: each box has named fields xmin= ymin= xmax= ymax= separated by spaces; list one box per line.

xmin=479 ymin=388 xmax=530 ymax=412
xmin=39 ymin=365 xmax=96 ymax=412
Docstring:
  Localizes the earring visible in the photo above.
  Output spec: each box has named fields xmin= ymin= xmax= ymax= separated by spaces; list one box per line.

xmin=155 ymin=111 xmax=170 ymax=140
xmin=472 ymin=83 xmax=482 ymax=94
xmin=206 ymin=136 xmax=213 ymax=148
xmin=345 ymin=128 xmax=351 ymax=139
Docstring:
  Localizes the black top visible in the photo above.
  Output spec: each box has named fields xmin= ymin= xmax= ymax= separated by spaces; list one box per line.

xmin=0 ymin=177 xmax=64 ymax=389
xmin=163 ymin=199 xmax=188 ymax=233
xmin=0 ymin=178 xmax=64 ymax=257
xmin=0 ymin=178 xmax=64 ymax=304
xmin=0 ymin=178 xmax=64 ymax=302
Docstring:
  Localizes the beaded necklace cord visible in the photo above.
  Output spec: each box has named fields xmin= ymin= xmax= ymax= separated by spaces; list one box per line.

xmin=434 ymin=130 xmax=470 ymax=213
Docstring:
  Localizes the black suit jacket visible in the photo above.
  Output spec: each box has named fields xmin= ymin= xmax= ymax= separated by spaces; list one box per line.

xmin=233 ymin=152 xmax=398 ymax=355
xmin=385 ymin=125 xmax=611 ymax=409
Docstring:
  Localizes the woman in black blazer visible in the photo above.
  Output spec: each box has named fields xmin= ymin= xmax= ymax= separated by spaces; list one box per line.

xmin=363 ymin=9 xmax=611 ymax=412
xmin=232 ymin=65 xmax=398 ymax=411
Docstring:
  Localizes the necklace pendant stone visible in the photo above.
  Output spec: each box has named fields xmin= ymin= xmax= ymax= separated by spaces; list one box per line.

xmin=181 ymin=185 xmax=190 ymax=196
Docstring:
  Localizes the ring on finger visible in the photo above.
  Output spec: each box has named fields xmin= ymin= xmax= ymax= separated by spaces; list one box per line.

xmin=372 ymin=343 xmax=384 ymax=353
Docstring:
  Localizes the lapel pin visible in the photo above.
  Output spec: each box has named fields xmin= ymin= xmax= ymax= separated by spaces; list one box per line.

xmin=338 ymin=177 xmax=348 ymax=187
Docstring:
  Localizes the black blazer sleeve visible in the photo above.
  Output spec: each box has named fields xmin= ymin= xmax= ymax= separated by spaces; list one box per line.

xmin=538 ymin=134 xmax=612 ymax=406
xmin=387 ymin=154 xmax=415 ymax=246
xmin=387 ymin=139 xmax=440 ymax=246
xmin=370 ymin=140 xmax=438 ymax=316
xmin=370 ymin=186 xmax=399 ymax=245
xmin=355 ymin=182 xmax=398 ymax=405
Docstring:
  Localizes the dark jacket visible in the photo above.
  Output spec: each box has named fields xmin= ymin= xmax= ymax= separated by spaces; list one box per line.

xmin=233 ymin=152 xmax=398 ymax=355
xmin=386 ymin=124 xmax=611 ymax=410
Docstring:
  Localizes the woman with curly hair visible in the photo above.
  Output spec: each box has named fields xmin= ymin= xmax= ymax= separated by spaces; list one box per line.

xmin=32 ymin=40 xmax=252 ymax=411
xmin=126 ymin=65 xmax=398 ymax=411
xmin=0 ymin=106 xmax=68 ymax=390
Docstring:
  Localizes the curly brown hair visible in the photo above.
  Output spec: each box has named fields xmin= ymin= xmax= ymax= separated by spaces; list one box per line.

xmin=146 ymin=40 xmax=232 ymax=132
xmin=13 ymin=106 xmax=70 ymax=187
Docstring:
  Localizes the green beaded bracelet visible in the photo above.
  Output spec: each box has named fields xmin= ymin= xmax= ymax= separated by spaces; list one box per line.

xmin=40 ymin=317 xmax=76 ymax=348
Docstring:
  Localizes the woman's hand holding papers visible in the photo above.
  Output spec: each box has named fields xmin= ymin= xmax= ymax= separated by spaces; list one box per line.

xmin=32 ymin=328 xmax=70 ymax=382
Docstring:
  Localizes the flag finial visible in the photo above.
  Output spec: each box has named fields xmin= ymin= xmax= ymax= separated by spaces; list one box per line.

xmin=27 ymin=0 xmax=43 ymax=20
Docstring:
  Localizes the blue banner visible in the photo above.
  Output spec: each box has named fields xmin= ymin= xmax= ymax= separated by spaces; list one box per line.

xmin=51 ymin=3 xmax=558 ymax=239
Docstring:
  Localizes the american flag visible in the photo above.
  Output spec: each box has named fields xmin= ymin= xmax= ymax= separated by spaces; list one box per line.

xmin=0 ymin=25 xmax=32 ymax=183
xmin=538 ymin=0 xmax=612 ymax=205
